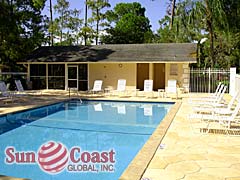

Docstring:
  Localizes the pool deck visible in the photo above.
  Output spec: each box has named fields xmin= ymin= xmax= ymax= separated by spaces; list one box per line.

xmin=1 ymin=90 xmax=240 ymax=180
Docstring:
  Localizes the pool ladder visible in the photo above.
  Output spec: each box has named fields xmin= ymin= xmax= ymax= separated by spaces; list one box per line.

xmin=68 ymin=88 xmax=82 ymax=103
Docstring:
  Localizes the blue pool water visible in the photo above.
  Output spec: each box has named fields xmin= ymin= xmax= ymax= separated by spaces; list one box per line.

xmin=0 ymin=100 xmax=173 ymax=180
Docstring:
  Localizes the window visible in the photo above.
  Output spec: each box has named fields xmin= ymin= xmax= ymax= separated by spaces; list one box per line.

xmin=30 ymin=64 xmax=46 ymax=76
xmin=48 ymin=64 xmax=65 ymax=89
xmin=30 ymin=77 xmax=46 ymax=90
xmin=30 ymin=64 xmax=46 ymax=89
xmin=170 ymin=64 xmax=178 ymax=76
xmin=49 ymin=64 xmax=64 ymax=76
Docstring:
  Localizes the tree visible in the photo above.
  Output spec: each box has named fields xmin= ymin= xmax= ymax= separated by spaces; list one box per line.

xmin=0 ymin=0 xmax=47 ymax=68
xmin=157 ymin=0 xmax=203 ymax=43
xmin=53 ymin=0 xmax=70 ymax=45
xmin=49 ymin=0 xmax=53 ymax=46
xmin=87 ymin=0 xmax=110 ymax=45
xmin=66 ymin=9 xmax=83 ymax=45
xmin=213 ymin=0 xmax=240 ymax=70
xmin=166 ymin=0 xmax=176 ymax=30
xmin=157 ymin=0 xmax=240 ymax=69
xmin=84 ymin=0 xmax=88 ymax=45
xmin=52 ymin=0 xmax=83 ymax=45
xmin=190 ymin=0 xmax=229 ymax=67
xmin=102 ymin=2 xmax=153 ymax=44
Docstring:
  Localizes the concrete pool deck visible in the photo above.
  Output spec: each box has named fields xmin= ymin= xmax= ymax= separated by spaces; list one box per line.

xmin=0 ymin=90 xmax=240 ymax=180
xmin=142 ymin=97 xmax=240 ymax=180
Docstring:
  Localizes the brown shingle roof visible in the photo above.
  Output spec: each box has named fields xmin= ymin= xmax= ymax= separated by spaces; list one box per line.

xmin=21 ymin=43 xmax=197 ymax=63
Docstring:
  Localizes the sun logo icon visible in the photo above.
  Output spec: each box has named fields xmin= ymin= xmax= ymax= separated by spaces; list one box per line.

xmin=38 ymin=141 xmax=69 ymax=174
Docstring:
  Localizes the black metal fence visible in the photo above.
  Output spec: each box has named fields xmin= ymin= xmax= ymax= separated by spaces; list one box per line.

xmin=189 ymin=68 xmax=230 ymax=93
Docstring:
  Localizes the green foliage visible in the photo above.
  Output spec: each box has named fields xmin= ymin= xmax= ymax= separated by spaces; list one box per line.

xmin=87 ymin=0 xmax=111 ymax=45
xmin=51 ymin=0 xmax=83 ymax=45
xmin=0 ymin=0 xmax=47 ymax=69
xmin=102 ymin=2 xmax=153 ymax=44
xmin=156 ymin=0 xmax=240 ymax=70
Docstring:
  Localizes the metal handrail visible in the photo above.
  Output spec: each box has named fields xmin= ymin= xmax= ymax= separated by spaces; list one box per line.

xmin=68 ymin=87 xmax=82 ymax=103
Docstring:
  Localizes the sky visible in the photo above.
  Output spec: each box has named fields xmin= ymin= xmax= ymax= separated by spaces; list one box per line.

xmin=42 ymin=0 xmax=170 ymax=32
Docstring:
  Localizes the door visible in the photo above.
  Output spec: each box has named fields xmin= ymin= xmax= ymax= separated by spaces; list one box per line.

xmin=137 ymin=63 xmax=149 ymax=90
xmin=154 ymin=63 xmax=165 ymax=90
xmin=68 ymin=65 xmax=78 ymax=90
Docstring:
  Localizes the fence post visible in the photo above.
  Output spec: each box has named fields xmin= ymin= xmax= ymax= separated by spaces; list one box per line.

xmin=229 ymin=67 xmax=236 ymax=96
xmin=208 ymin=68 xmax=211 ymax=93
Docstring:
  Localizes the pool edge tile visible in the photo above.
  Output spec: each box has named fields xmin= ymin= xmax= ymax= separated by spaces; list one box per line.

xmin=119 ymin=102 xmax=181 ymax=180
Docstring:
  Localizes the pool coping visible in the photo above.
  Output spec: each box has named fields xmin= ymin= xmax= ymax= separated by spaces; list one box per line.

xmin=0 ymin=98 xmax=174 ymax=117
xmin=119 ymin=102 xmax=181 ymax=180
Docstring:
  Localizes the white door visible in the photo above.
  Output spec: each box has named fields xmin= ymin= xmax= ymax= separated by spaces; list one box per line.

xmin=68 ymin=65 xmax=78 ymax=90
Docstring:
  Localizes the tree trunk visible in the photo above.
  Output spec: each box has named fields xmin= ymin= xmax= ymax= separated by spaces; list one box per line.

xmin=96 ymin=7 xmax=99 ymax=45
xmin=169 ymin=0 xmax=176 ymax=30
xmin=205 ymin=0 xmax=214 ymax=67
xmin=49 ymin=0 xmax=54 ymax=46
xmin=84 ymin=0 xmax=88 ymax=45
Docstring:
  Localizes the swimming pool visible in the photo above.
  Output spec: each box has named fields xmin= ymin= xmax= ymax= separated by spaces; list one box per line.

xmin=0 ymin=100 xmax=173 ymax=180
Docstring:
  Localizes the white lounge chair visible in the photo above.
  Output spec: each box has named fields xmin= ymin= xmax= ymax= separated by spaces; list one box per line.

xmin=144 ymin=80 xmax=153 ymax=98
xmin=189 ymin=100 xmax=240 ymax=130
xmin=0 ymin=81 xmax=14 ymax=97
xmin=0 ymin=81 xmax=14 ymax=102
xmin=89 ymin=80 xmax=103 ymax=94
xmin=15 ymin=80 xmax=24 ymax=92
xmin=190 ymin=85 xmax=227 ymax=107
xmin=15 ymin=80 xmax=41 ymax=95
xmin=207 ymin=82 xmax=223 ymax=98
xmin=14 ymin=80 xmax=27 ymax=96
xmin=112 ymin=79 xmax=126 ymax=96
xmin=217 ymin=101 xmax=240 ymax=129
xmin=166 ymin=79 xmax=177 ymax=98
xmin=190 ymin=83 xmax=225 ymax=102
xmin=193 ymin=91 xmax=240 ymax=114
xmin=191 ymin=82 xmax=222 ymax=101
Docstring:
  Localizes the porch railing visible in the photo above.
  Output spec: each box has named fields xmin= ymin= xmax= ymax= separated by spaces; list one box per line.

xmin=189 ymin=68 xmax=230 ymax=93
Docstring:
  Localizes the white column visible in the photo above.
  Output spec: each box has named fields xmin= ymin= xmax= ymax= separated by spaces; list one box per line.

xmin=65 ymin=64 xmax=68 ymax=91
xmin=46 ymin=64 xmax=48 ymax=89
xmin=230 ymin=67 xmax=236 ymax=96
xmin=27 ymin=64 xmax=30 ymax=81
xmin=88 ymin=63 xmax=90 ymax=90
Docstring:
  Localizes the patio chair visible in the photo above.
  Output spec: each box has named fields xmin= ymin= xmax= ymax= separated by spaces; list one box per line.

xmin=144 ymin=80 xmax=153 ymax=98
xmin=217 ymin=100 xmax=240 ymax=129
xmin=190 ymin=82 xmax=223 ymax=102
xmin=89 ymin=80 xmax=103 ymax=94
xmin=193 ymin=90 xmax=240 ymax=114
xmin=207 ymin=82 xmax=223 ymax=98
xmin=165 ymin=79 xmax=177 ymax=98
xmin=189 ymin=99 xmax=240 ymax=130
xmin=191 ymin=82 xmax=223 ymax=101
xmin=190 ymin=85 xmax=227 ymax=107
xmin=112 ymin=79 xmax=126 ymax=96
xmin=15 ymin=80 xmax=41 ymax=95
xmin=0 ymin=81 xmax=14 ymax=102
xmin=14 ymin=80 xmax=26 ymax=96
